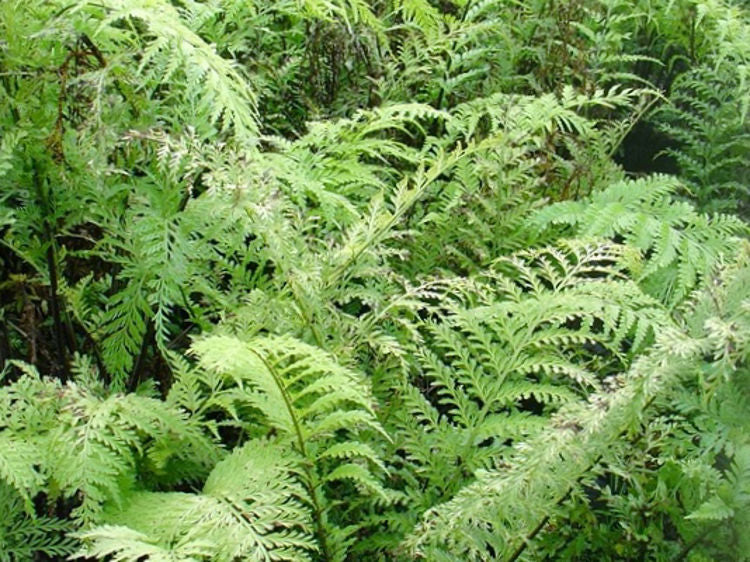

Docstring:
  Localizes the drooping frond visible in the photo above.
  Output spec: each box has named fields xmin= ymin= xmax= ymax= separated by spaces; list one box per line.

xmin=71 ymin=0 xmax=259 ymax=144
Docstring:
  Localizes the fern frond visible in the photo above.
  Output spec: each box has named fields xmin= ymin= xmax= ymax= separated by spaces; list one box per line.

xmin=0 ymin=482 xmax=76 ymax=561
xmin=530 ymin=175 xmax=748 ymax=306
xmin=74 ymin=0 xmax=259 ymax=144
xmin=375 ymin=242 xmax=669 ymax=556
xmin=0 ymin=370 xmax=220 ymax=524
xmin=75 ymin=440 xmax=315 ymax=562
xmin=190 ymin=334 xmax=387 ymax=559
xmin=404 ymin=245 xmax=750 ymax=560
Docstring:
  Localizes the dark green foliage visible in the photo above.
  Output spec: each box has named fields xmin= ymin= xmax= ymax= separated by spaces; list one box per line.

xmin=0 ymin=1 xmax=748 ymax=561
xmin=655 ymin=65 xmax=750 ymax=214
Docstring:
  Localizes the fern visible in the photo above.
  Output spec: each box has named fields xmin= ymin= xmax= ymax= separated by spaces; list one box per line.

xmin=70 ymin=0 xmax=260 ymax=145
xmin=358 ymin=242 xmax=669 ymax=555
xmin=404 ymin=247 xmax=750 ymax=560
xmin=0 ymin=483 xmax=76 ymax=562
xmin=655 ymin=64 xmax=750 ymax=214
xmin=1 ymin=0 xmax=749 ymax=560
xmin=530 ymin=174 xmax=748 ymax=306
xmin=0 ymin=361 xmax=219 ymax=523
xmin=74 ymin=440 xmax=315 ymax=562
xmin=189 ymin=334 xmax=387 ymax=561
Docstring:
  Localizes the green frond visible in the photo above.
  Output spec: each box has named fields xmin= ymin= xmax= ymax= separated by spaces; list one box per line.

xmin=189 ymin=334 xmax=386 ymax=559
xmin=0 ymin=370 xmax=221 ymax=524
xmin=0 ymin=483 xmax=75 ymax=561
xmin=75 ymin=440 xmax=315 ymax=561
xmin=75 ymin=0 xmax=259 ymax=144
xmin=530 ymin=175 xmax=748 ymax=306
xmin=1 ymin=1 xmax=749 ymax=560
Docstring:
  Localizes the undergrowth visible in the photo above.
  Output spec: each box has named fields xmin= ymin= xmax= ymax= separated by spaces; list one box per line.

xmin=0 ymin=1 xmax=748 ymax=560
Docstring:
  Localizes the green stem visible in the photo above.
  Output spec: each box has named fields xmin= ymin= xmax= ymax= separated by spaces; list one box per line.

xmin=247 ymin=346 xmax=333 ymax=562
xmin=289 ymin=279 xmax=326 ymax=349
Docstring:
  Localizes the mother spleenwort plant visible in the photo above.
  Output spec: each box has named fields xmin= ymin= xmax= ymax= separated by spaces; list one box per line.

xmin=0 ymin=0 xmax=748 ymax=561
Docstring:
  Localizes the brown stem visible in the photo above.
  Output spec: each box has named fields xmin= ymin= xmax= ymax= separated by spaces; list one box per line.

xmin=33 ymin=161 xmax=70 ymax=379
xmin=673 ymin=522 xmax=722 ymax=562
xmin=127 ymin=319 xmax=154 ymax=392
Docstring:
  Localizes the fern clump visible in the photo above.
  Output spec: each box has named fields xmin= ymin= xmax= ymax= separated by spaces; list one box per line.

xmin=0 ymin=0 xmax=749 ymax=560
xmin=655 ymin=65 xmax=750 ymax=214
xmin=405 ymin=248 xmax=750 ymax=560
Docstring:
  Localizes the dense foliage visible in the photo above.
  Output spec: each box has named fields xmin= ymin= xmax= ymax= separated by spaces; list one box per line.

xmin=1 ymin=1 xmax=749 ymax=560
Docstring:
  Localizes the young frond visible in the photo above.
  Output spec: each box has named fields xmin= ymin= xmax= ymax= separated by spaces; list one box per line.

xmin=191 ymin=335 xmax=382 ymax=442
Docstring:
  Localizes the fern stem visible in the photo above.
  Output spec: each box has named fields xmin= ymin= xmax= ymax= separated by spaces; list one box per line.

xmin=246 ymin=347 xmax=333 ymax=562
xmin=606 ymin=94 xmax=661 ymax=160
xmin=127 ymin=319 xmax=154 ymax=392
xmin=430 ymin=0 xmax=475 ymax=134
xmin=673 ymin=521 xmax=721 ymax=561
xmin=0 ymin=316 xmax=10 ymax=368
xmin=289 ymin=280 xmax=326 ymax=349
xmin=33 ymin=160 xmax=73 ymax=379
xmin=507 ymin=394 xmax=658 ymax=561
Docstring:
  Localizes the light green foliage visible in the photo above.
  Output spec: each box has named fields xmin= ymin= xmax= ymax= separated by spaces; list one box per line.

xmin=189 ymin=335 xmax=387 ymax=560
xmin=0 ymin=0 xmax=748 ymax=561
xmin=405 ymin=247 xmax=750 ymax=560
xmin=73 ymin=440 xmax=315 ymax=561
xmin=0 ymin=359 xmax=220 ymax=557
xmin=364 ymin=242 xmax=670 ymax=549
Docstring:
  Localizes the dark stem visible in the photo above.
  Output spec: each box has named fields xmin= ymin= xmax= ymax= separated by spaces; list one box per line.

xmin=127 ymin=319 xmax=154 ymax=392
xmin=0 ymin=318 xmax=11 ymax=369
xmin=126 ymin=189 xmax=191 ymax=392
xmin=33 ymin=161 xmax=70 ymax=380
xmin=673 ymin=522 xmax=721 ymax=561
xmin=430 ymin=0 xmax=475 ymax=135
xmin=506 ymin=396 xmax=658 ymax=561
xmin=79 ymin=33 xmax=141 ymax=118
